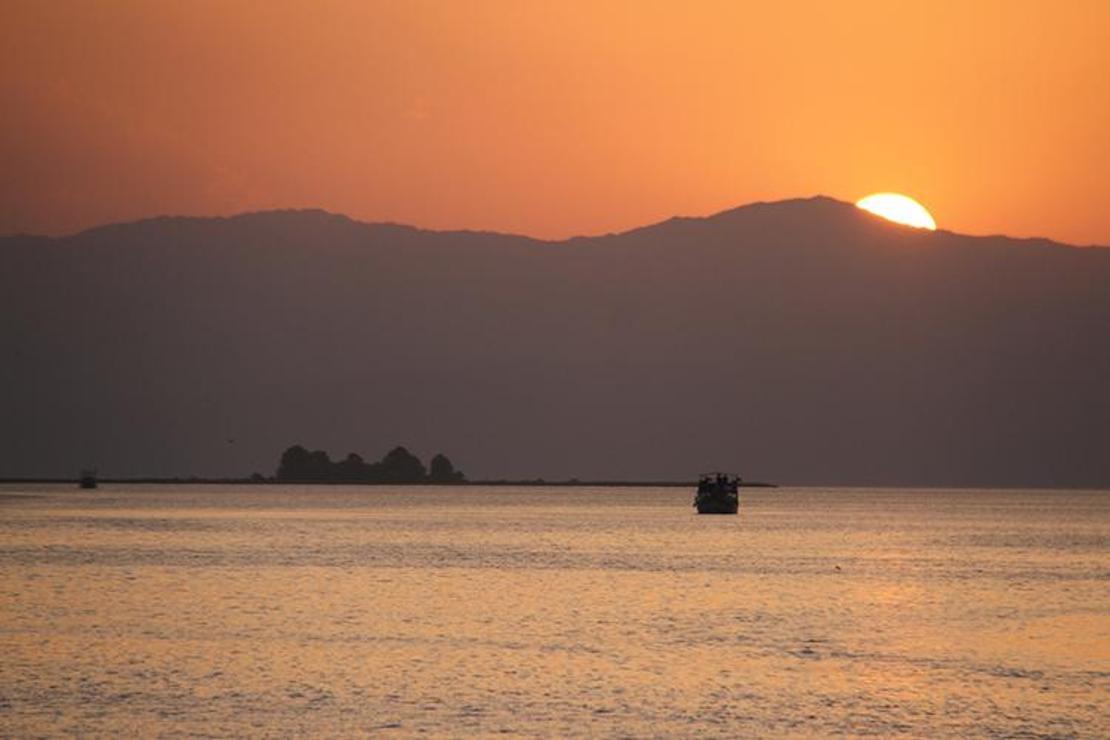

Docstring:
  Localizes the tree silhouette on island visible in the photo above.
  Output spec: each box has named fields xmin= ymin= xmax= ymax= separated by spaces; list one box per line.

xmin=276 ymin=445 xmax=464 ymax=484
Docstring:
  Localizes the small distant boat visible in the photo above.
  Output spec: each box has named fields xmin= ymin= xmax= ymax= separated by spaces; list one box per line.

xmin=694 ymin=472 xmax=740 ymax=514
xmin=78 ymin=470 xmax=98 ymax=489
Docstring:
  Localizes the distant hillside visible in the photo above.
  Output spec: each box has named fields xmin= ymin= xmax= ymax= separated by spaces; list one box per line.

xmin=2 ymin=197 xmax=1108 ymax=486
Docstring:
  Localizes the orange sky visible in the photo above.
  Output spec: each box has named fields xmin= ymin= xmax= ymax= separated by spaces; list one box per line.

xmin=3 ymin=0 xmax=1109 ymax=244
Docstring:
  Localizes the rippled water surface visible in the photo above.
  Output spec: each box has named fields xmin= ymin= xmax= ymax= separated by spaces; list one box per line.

xmin=1 ymin=484 xmax=1107 ymax=737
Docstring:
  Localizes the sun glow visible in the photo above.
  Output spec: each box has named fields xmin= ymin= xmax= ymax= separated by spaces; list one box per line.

xmin=856 ymin=193 xmax=937 ymax=230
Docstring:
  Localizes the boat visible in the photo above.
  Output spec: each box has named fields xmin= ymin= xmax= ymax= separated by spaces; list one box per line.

xmin=694 ymin=472 xmax=740 ymax=514
xmin=78 ymin=470 xmax=98 ymax=489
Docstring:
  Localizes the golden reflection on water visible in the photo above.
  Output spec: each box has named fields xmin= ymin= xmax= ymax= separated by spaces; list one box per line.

xmin=1 ymin=485 xmax=1107 ymax=736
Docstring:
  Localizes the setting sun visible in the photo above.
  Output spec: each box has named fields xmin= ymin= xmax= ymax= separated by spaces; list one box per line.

xmin=856 ymin=193 xmax=937 ymax=230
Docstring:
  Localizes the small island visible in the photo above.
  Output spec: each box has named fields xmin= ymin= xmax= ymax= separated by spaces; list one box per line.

xmin=275 ymin=445 xmax=465 ymax=484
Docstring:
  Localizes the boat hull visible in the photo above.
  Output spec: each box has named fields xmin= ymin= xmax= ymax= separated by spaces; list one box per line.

xmin=695 ymin=495 xmax=738 ymax=514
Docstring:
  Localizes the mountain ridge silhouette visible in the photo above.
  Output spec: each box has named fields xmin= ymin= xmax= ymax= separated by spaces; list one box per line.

xmin=3 ymin=196 xmax=1108 ymax=486
xmin=10 ymin=195 xmax=1107 ymax=249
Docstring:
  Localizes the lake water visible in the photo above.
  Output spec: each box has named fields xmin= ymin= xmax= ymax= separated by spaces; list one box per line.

xmin=1 ymin=485 xmax=1107 ymax=737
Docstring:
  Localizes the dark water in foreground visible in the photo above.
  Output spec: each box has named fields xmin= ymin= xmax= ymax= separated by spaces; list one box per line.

xmin=1 ymin=485 xmax=1107 ymax=737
